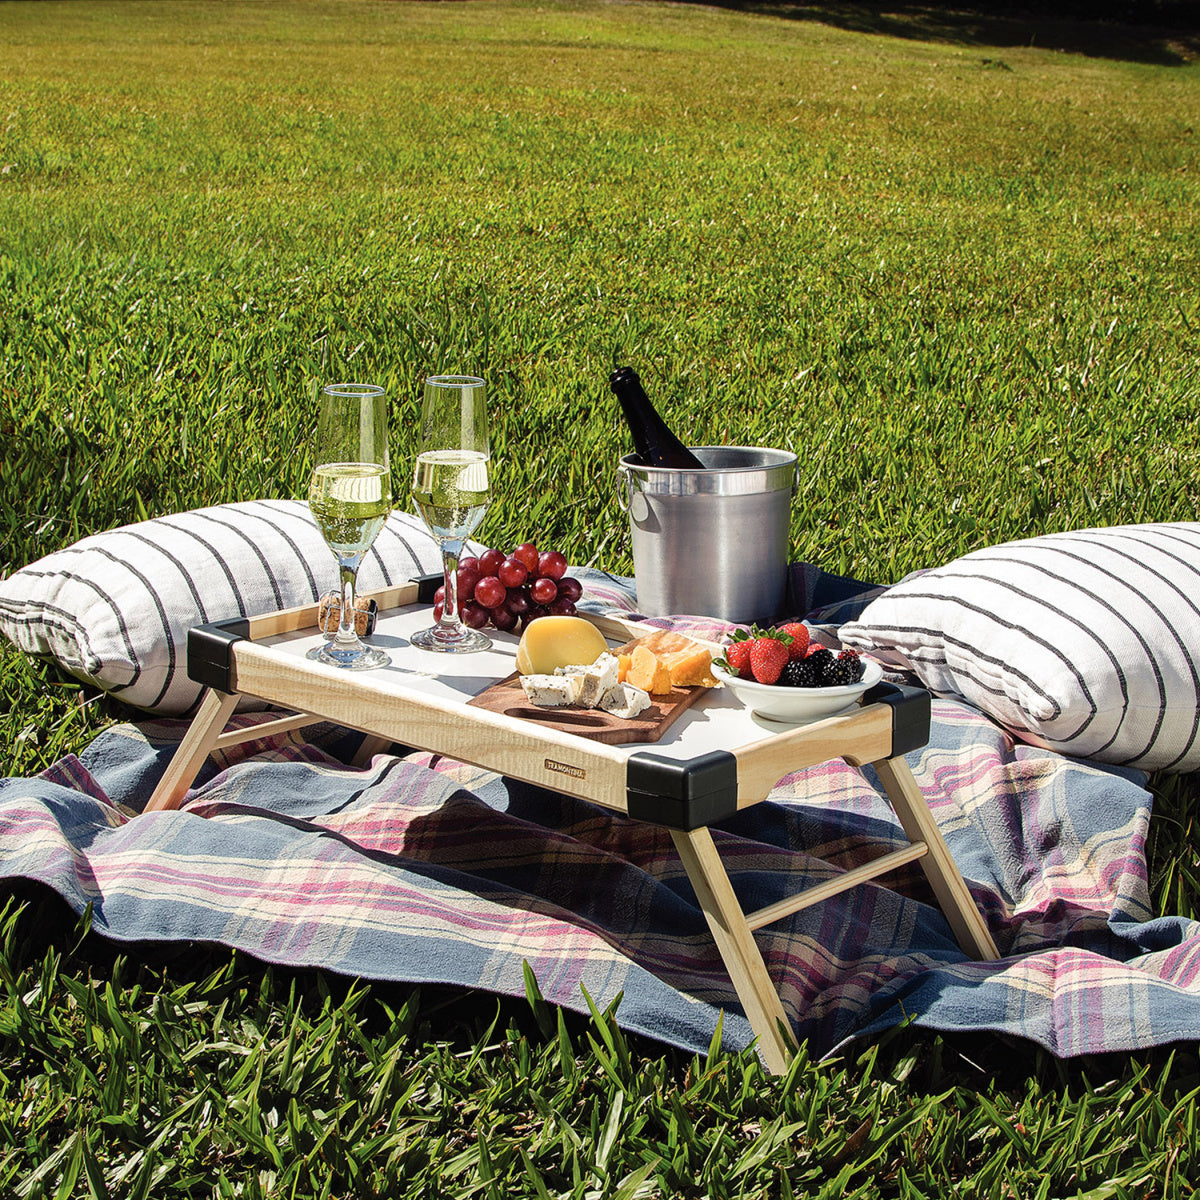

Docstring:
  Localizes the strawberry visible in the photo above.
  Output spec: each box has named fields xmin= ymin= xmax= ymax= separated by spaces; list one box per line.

xmin=748 ymin=634 xmax=790 ymax=685
xmin=716 ymin=629 xmax=755 ymax=678
xmin=725 ymin=639 xmax=753 ymax=679
xmin=775 ymin=622 xmax=810 ymax=660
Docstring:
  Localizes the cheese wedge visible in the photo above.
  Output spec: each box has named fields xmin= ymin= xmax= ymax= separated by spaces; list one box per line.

xmin=519 ymin=674 xmax=577 ymax=707
xmin=599 ymin=683 xmax=651 ymax=719
xmin=615 ymin=631 xmax=717 ymax=689
xmin=662 ymin=644 xmax=718 ymax=688
xmin=626 ymin=644 xmax=673 ymax=695
xmin=568 ymin=653 xmax=620 ymax=708
xmin=515 ymin=616 xmax=608 ymax=676
xmin=628 ymin=629 xmax=702 ymax=657
xmin=627 ymin=631 xmax=717 ymax=688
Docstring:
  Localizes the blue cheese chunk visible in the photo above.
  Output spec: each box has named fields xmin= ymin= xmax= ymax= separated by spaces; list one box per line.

xmin=519 ymin=673 xmax=579 ymax=707
xmin=555 ymin=653 xmax=620 ymax=709
xmin=598 ymin=683 xmax=652 ymax=719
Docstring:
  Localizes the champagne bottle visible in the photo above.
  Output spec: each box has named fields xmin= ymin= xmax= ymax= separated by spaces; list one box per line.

xmin=609 ymin=366 xmax=706 ymax=470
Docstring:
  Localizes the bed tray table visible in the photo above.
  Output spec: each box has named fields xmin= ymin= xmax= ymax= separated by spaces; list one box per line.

xmin=144 ymin=577 xmax=1000 ymax=1074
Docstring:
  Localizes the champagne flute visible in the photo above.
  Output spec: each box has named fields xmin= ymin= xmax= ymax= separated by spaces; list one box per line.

xmin=410 ymin=374 xmax=492 ymax=653
xmin=306 ymin=382 xmax=392 ymax=670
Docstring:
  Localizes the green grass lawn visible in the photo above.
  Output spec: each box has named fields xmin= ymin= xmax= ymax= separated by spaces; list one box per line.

xmin=3 ymin=1 xmax=1200 ymax=1194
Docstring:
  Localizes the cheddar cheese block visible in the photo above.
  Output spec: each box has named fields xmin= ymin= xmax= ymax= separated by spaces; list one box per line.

xmin=616 ymin=630 xmax=718 ymax=689
xmin=662 ymin=644 xmax=718 ymax=688
xmin=626 ymin=644 xmax=673 ymax=695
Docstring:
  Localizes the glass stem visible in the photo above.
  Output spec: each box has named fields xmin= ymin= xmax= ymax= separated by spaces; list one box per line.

xmin=335 ymin=556 xmax=363 ymax=648
xmin=438 ymin=539 xmax=464 ymax=633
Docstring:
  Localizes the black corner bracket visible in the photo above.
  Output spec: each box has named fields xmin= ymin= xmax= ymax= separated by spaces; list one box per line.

xmin=863 ymin=682 xmax=931 ymax=759
xmin=626 ymin=749 xmax=739 ymax=831
xmin=412 ymin=573 xmax=445 ymax=604
xmin=187 ymin=618 xmax=250 ymax=693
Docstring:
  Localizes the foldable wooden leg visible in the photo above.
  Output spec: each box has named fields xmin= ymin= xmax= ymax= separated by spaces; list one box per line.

xmin=143 ymin=689 xmax=240 ymax=814
xmin=873 ymin=756 xmax=999 ymax=962
xmin=671 ymin=827 xmax=795 ymax=1074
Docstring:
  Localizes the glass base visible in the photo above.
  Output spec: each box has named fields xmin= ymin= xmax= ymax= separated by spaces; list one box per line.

xmin=410 ymin=624 xmax=492 ymax=654
xmin=306 ymin=642 xmax=391 ymax=670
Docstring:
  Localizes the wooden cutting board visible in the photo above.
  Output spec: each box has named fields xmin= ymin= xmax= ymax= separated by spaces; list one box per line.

xmin=466 ymin=630 xmax=721 ymax=744
xmin=466 ymin=673 xmax=709 ymax=744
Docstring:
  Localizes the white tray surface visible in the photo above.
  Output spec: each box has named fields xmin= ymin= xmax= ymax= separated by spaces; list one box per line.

xmin=260 ymin=605 xmax=814 ymax=762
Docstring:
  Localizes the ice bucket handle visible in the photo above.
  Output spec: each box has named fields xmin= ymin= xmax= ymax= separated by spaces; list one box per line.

xmin=616 ymin=461 xmax=633 ymax=514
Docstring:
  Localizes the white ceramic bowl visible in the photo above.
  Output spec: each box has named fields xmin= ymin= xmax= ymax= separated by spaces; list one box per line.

xmin=711 ymin=657 xmax=883 ymax=724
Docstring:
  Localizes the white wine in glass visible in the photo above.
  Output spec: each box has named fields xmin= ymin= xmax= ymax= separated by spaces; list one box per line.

xmin=411 ymin=375 xmax=492 ymax=653
xmin=310 ymin=463 xmax=391 ymax=556
xmin=306 ymin=383 xmax=392 ymax=670
xmin=412 ymin=450 xmax=490 ymax=540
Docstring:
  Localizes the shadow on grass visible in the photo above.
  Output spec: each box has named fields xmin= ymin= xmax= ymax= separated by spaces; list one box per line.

xmin=688 ymin=1 xmax=1200 ymax=66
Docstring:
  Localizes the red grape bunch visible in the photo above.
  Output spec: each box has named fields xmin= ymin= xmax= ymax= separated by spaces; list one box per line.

xmin=432 ymin=542 xmax=584 ymax=633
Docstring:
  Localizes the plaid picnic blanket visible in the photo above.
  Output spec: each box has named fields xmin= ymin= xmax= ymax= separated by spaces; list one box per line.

xmin=2 ymin=567 xmax=1199 ymax=1061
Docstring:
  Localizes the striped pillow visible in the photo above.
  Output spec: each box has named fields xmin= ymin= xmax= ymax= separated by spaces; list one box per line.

xmin=838 ymin=523 xmax=1200 ymax=772
xmin=0 ymin=500 xmax=476 ymax=715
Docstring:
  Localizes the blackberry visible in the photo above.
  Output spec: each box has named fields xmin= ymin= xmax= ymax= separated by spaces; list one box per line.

xmin=804 ymin=646 xmax=834 ymax=684
xmin=824 ymin=649 xmax=865 ymax=688
xmin=779 ymin=657 xmax=822 ymax=688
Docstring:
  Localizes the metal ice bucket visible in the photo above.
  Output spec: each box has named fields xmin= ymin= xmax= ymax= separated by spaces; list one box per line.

xmin=617 ymin=446 xmax=798 ymax=624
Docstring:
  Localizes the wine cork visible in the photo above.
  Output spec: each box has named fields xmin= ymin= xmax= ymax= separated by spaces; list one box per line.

xmin=318 ymin=593 xmax=378 ymax=637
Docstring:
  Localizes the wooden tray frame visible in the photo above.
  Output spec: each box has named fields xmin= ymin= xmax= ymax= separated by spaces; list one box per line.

xmin=143 ymin=577 xmax=998 ymax=1073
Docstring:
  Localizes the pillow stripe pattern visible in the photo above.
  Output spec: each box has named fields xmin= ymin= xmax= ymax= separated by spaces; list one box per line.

xmin=179 ymin=511 xmax=289 ymax=613
xmin=0 ymin=500 xmax=475 ymax=715
xmin=4 ymin=565 xmax=140 ymax=686
xmin=206 ymin=502 xmax=322 ymax=595
xmin=839 ymin=523 xmax=1200 ymax=773
xmin=88 ymin=544 xmax=183 ymax=710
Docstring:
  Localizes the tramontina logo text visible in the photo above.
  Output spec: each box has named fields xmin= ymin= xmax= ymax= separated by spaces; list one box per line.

xmin=545 ymin=759 xmax=586 ymax=780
